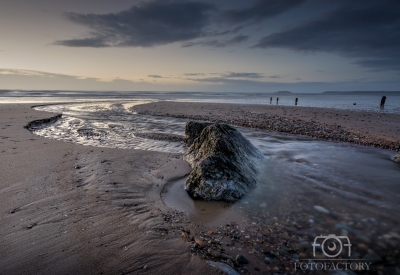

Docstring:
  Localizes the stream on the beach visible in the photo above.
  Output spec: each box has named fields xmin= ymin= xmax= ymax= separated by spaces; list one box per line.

xmin=33 ymin=101 xmax=400 ymax=270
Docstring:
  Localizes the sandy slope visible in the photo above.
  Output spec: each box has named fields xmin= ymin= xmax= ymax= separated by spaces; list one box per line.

xmin=0 ymin=104 xmax=216 ymax=275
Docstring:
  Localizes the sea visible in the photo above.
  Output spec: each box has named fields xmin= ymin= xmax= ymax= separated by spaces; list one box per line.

xmin=1 ymin=90 xmax=400 ymax=266
xmin=1 ymin=90 xmax=400 ymax=113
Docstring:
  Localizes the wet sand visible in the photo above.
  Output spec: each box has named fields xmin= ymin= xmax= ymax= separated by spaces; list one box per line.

xmin=2 ymin=101 xmax=399 ymax=275
xmin=0 ymin=104 xmax=217 ymax=275
xmin=133 ymin=101 xmax=400 ymax=151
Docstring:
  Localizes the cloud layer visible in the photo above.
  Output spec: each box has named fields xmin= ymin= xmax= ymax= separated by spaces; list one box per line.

xmin=222 ymin=0 xmax=306 ymax=24
xmin=255 ymin=1 xmax=400 ymax=71
xmin=55 ymin=0 xmax=400 ymax=72
xmin=56 ymin=1 xmax=214 ymax=47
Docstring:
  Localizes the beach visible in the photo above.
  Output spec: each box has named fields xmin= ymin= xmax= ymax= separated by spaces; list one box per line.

xmin=1 ymin=101 xmax=399 ymax=275
xmin=133 ymin=101 xmax=400 ymax=151
xmin=0 ymin=103 xmax=216 ymax=275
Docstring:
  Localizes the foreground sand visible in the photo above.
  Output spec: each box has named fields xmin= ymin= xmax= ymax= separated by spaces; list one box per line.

xmin=0 ymin=104 xmax=217 ymax=275
xmin=133 ymin=101 xmax=400 ymax=152
xmin=2 ymin=101 xmax=399 ymax=275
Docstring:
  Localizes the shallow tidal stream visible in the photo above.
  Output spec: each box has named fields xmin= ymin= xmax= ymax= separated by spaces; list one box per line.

xmin=33 ymin=101 xmax=400 ymax=271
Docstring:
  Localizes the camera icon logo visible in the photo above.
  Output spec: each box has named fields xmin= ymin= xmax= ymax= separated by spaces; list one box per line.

xmin=312 ymin=234 xmax=352 ymax=258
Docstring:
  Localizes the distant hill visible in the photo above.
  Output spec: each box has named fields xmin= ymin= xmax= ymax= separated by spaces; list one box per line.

xmin=274 ymin=91 xmax=292 ymax=94
xmin=324 ymin=91 xmax=400 ymax=95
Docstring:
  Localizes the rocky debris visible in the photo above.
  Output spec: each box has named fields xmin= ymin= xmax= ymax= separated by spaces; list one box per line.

xmin=392 ymin=154 xmax=400 ymax=163
xmin=184 ymin=122 xmax=264 ymax=201
xmin=158 ymin=209 xmax=400 ymax=275
xmin=24 ymin=114 xmax=62 ymax=131
xmin=185 ymin=121 xmax=212 ymax=146
xmin=135 ymin=108 xmax=400 ymax=152
xmin=207 ymin=261 xmax=240 ymax=275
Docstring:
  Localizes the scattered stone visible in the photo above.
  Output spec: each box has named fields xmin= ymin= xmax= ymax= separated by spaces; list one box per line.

xmin=181 ymin=229 xmax=190 ymax=239
xmin=27 ymin=223 xmax=37 ymax=229
xmin=10 ymin=208 xmax=20 ymax=214
xmin=195 ymin=237 xmax=206 ymax=248
xmin=392 ymin=154 xmax=400 ymax=163
xmin=208 ymin=248 xmax=220 ymax=258
xmin=143 ymin=264 xmax=148 ymax=270
xmin=207 ymin=261 xmax=240 ymax=275
xmin=221 ymin=253 xmax=236 ymax=262
xmin=236 ymin=254 xmax=249 ymax=264
xmin=313 ymin=205 xmax=330 ymax=214
xmin=264 ymin=257 xmax=273 ymax=264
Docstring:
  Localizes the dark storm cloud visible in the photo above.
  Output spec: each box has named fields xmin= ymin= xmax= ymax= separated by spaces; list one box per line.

xmin=182 ymin=34 xmax=248 ymax=48
xmin=223 ymin=0 xmax=306 ymax=24
xmin=254 ymin=1 xmax=400 ymax=71
xmin=55 ymin=0 xmax=215 ymax=47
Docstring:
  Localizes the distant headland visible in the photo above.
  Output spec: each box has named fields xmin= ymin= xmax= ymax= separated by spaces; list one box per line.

xmin=324 ymin=91 xmax=400 ymax=95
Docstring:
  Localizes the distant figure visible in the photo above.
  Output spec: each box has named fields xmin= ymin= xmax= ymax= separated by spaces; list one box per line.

xmin=353 ymin=103 xmax=356 ymax=105
xmin=380 ymin=96 xmax=386 ymax=109
xmin=276 ymin=98 xmax=279 ymax=105
xmin=270 ymin=97 xmax=272 ymax=104
xmin=295 ymin=98 xmax=298 ymax=106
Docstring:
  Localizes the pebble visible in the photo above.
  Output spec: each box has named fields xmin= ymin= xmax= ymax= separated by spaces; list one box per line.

xmin=195 ymin=237 xmax=206 ymax=248
xmin=207 ymin=261 xmax=240 ymax=275
xmin=27 ymin=223 xmax=37 ymax=229
xmin=236 ymin=254 xmax=249 ymax=264
xmin=264 ymin=257 xmax=273 ymax=264
xmin=313 ymin=205 xmax=330 ymax=214
xmin=208 ymin=248 xmax=220 ymax=258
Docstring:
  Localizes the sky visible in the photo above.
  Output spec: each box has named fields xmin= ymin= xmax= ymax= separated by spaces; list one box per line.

xmin=0 ymin=0 xmax=399 ymax=93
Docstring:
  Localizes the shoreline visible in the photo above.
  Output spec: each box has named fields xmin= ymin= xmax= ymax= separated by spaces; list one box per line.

xmin=132 ymin=101 xmax=400 ymax=152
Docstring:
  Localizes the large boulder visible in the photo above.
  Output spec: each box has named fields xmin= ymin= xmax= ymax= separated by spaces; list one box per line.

xmin=184 ymin=122 xmax=264 ymax=202
xmin=185 ymin=121 xmax=212 ymax=146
